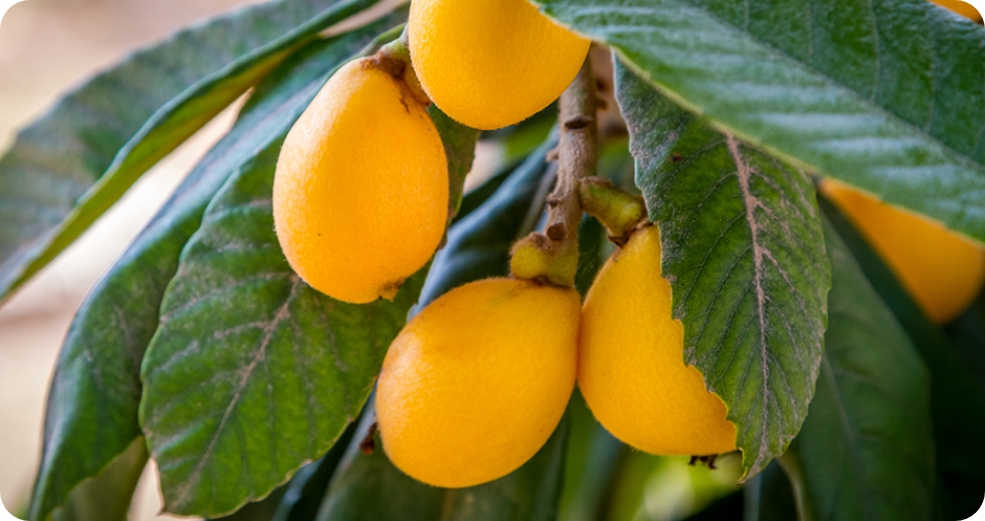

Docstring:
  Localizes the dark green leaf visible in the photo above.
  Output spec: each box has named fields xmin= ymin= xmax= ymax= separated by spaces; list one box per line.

xmin=557 ymin=390 xmax=624 ymax=521
xmin=430 ymin=107 xmax=480 ymax=222
xmin=48 ymin=438 xmax=147 ymax=521
xmin=0 ymin=0 xmax=389 ymax=301
xmin=414 ymin=134 xmax=557 ymax=311
xmin=616 ymin=61 xmax=830 ymax=477
xmin=138 ymin=128 xmax=425 ymax=516
xmin=316 ymin=405 xmax=569 ymax=521
xmin=29 ymin=22 xmax=400 ymax=521
xmin=207 ymin=485 xmax=288 ymax=521
xmin=945 ymin=295 xmax=985 ymax=394
xmin=743 ymin=462 xmax=796 ymax=521
xmin=455 ymin=163 xmax=516 ymax=224
xmin=534 ymin=0 xmax=985 ymax=244
xmin=779 ymin=218 xmax=935 ymax=521
xmin=603 ymin=450 xmax=661 ymax=521
xmin=271 ymin=421 xmax=359 ymax=521
xmin=683 ymin=490 xmax=743 ymax=521
xmin=821 ymin=197 xmax=985 ymax=520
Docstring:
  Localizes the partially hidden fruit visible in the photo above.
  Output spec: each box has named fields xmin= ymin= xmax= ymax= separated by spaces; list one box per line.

xmin=273 ymin=57 xmax=448 ymax=304
xmin=821 ymin=179 xmax=985 ymax=324
xmin=579 ymin=225 xmax=737 ymax=456
xmin=376 ymin=278 xmax=580 ymax=487
xmin=408 ymin=0 xmax=591 ymax=130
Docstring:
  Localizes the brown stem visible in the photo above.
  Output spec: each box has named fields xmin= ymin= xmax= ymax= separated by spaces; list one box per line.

xmin=510 ymin=56 xmax=599 ymax=286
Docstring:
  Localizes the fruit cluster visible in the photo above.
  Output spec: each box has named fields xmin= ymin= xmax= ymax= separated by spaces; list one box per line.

xmin=271 ymin=0 xmax=985 ymax=490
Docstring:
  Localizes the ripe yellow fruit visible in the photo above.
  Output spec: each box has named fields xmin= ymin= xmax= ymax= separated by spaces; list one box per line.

xmin=273 ymin=57 xmax=448 ymax=304
xmin=579 ymin=225 xmax=737 ymax=456
xmin=408 ymin=0 xmax=591 ymax=130
xmin=821 ymin=179 xmax=985 ymax=324
xmin=376 ymin=278 xmax=580 ymax=487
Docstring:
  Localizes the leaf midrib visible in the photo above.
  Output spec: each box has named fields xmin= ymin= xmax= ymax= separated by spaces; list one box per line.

xmin=171 ymin=275 xmax=303 ymax=508
xmin=726 ymin=133 xmax=775 ymax=473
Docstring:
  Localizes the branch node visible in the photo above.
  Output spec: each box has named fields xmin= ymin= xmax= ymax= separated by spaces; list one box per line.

xmin=546 ymin=223 xmax=567 ymax=241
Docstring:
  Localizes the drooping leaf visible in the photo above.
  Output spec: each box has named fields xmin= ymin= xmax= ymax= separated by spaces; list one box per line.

xmin=455 ymin=163 xmax=516 ymax=224
xmin=207 ymin=485 xmax=288 ymax=521
xmin=534 ymin=0 xmax=985 ymax=244
xmin=430 ymin=107 xmax=480 ymax=222
xmin=557 ymin=390 xmax=624 ymax=521
xmin=821 ymin=197 xmax=985 ymax=520
xmin=138 ymin=128 xmax=426 ymax=516
xmin=604 ymin=450 xmax=661 ymax=521
xmin=29 ymin=21 xmax=402 ymax=521
xmin=743 ymin=462 xmax=797 ymax=521
xmin=945 ymin=295 xmax=985 ymax=394
xmin=414 ymin=134 xmax=557 ymax=310
xmin=316 ymin=403 xmax=570 ymax=521
xmin=271 ymin=421 xmax=359 ymax=521
xmin=616 ymin=61 xmax=830 ymax=477
xmin=778 ymin=218 xmax=935 ymax=521
xmin=47 ymin=438 xmax=147 ymax=521
xmin=682 ymin=490 xmax=744 ymax=521
xmin=0 ymin=0 xmax=390 ymax=302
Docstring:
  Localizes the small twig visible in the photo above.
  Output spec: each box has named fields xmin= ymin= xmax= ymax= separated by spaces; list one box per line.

xmin=547 ymin=56 xmax=599 ymax=250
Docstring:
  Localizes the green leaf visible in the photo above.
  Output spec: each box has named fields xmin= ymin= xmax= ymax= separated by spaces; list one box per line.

xmin=316 ymin=406 xmax=569 ymax=521
xmin=744 ymin=462 xmax=797 ymax=521
xmin=0 ymin=0 xmax=388 ymax=302
xmin=616 ymin=61 xmax=830 ymax=477
xmin=271 ymin=422 xmax=359 ymax=521
xmin=945 ymin=296 xmax=985 ymax=394
xmin=455 ymin=163 xmax=516 ymax=224
xmin=682 ymin=490 xmax=743 ymax=521
xmin=557 ymin=390 xmax=624 ymax=521
xmin=779 ymin=218 xmax=935 ymax=521
xmin=820 ymin=197 xmax=985 ymax=520
xmin=48 ymin=438 xmax=147 ymax=521
xmin=207 ymin=485 xmax=288 ymax=521
xmin=138 ymin=127 xmax=425 ymax=516
xmin=534 ymin=0 xmax=985 ymax=244
xmin=414 ymin=134 xmax=557 ymax=310
xmin=430 ymin=107 xmax=481 ymax=222
xmin=28 ymin=22 xmax=401 ymax=521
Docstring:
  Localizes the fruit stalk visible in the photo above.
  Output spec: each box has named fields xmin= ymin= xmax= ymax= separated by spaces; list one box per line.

xmin=510 ymin=56 xmax=599 ymax=286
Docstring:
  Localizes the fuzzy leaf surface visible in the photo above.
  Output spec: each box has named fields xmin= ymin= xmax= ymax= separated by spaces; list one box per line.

xmin=139 ymin=138 xmax=425 ymax=516
xmin=28 ymin=23 xmax=399 ymax=521
xmin=534 ymin=0 xmax=985 ymax=244
xmin=779 ymin=219 xmax=935 ymax=521
xmin=0 ymin=0 xmax=384 ymax=301
xmin=616 ymin=62 xmax=829 ymax=477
